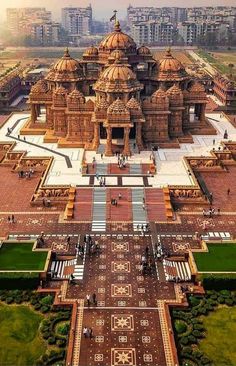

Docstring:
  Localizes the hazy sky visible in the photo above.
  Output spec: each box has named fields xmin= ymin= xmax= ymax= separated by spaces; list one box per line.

xmin=0 ymin=0 xmax=236 ymax=21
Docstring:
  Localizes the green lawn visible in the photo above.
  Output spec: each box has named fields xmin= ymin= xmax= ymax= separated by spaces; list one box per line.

xmin=0 ymin=303 xmax=46 ymax=365
xmin=193 ymin=243 xmax=236 ymax=272
xmin=0 ymin=243 xmax=47 ymax=271
xmin=199 ymin=306 xmax=236 ymax=366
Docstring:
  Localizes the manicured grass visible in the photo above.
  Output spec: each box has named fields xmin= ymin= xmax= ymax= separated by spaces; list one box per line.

xmin=193 ymin=243 xmax=236 ymax=272
xmin=0 ymin=303 xmax=46 ymax=365
xmin=0 ymin=243 xmax=47 ymax=271
xmin=199 ymin=306 xmax=236 ymax=366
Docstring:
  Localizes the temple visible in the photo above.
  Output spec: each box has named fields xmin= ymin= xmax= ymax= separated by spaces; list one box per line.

xmin=26 ymin=20 xmax=212 ymax=156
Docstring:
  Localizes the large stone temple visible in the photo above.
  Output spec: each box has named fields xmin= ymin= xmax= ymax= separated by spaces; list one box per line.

xmin=25 ymin=20 xmax=213 ymax=156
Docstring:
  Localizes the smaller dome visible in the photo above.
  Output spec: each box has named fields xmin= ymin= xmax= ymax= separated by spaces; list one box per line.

xmin=31 ymin=79 xmax=48 ymax=94
xmin=151 ymin=87 xmax=169 ymax=110
xmin=109 ymin=49 xmax=126 ymax=60
xmin=137 ymin=45 xmax=151 ymax=56
xmin=53 ymin=48 xmax=80 ymax=72
xmin=126 ymin=96 xmax=141 ymax=110
xmin=167 ymin=84 xmax=183 ymax=99
xmin=67 ymin=88 xmax=85 ymax=103
xmin=84 ymin=46 xmax=98 ymax=57
xmin=108 ymin=98 xmax=129 ymax=115
xmin=53 ymin=86 xmax=67 ymax=96
xmin=189 ymin=82 xmax=205 ymax=93
xmin=151 ymin=87 xmax=166 ymax=102
xmin=96 ymin=96 xmax=109 ymax=110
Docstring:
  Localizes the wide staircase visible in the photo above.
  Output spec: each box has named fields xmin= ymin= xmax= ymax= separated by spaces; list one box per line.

xmin=50 ymin=258 xmax=76 ymax=279
xmin=129 ymin=163 xmax=142 ymax=175
xmin=163 ymin=258 xmax=191 ymax=282
xmin=96 ymin=163 xmax=107 ymax=176
xmin=92 ymin=188 xmax=106 ymax=231
xmin=131 ymin=188 xmax=147 ymax=231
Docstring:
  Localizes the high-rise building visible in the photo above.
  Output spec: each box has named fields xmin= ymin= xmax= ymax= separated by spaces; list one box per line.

xmin=31 ymin=22 xmax=63 ymax=46
xmin=62 ymin=6 xmax=92 ymax=37
xmin=6 ymin=8 xmax=51 ymax=37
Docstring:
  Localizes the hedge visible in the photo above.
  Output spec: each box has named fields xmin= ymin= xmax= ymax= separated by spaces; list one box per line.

xmin=200 ymin=274 xmax=236 ymax=290
xmin=0 ymin=272 xmax=39 ymax=289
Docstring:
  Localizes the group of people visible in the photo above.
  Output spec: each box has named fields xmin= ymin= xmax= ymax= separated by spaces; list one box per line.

xmin=95 ymin=173 xmax=106 ymax=187
xmin=117 ymin=153 xmax=128 ymax=169
xmin=18 ymin=169 xmax=34 ymax=179
xmin=7 ymin=214 xmax=15 ymax=224
xmin=202 ymin=207 xmax=220 ymax=218
xmin=140 ymin=246 xmax=155 ymax=274
xmin=83 ymin=326 xmax=93 ymax=339
xmin=83 ymin=234 xmax=100 ymax=256
xmin=86 ymin=293 xmax=97 ymax=307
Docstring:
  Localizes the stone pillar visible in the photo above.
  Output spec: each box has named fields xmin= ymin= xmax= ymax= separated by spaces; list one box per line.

xmin=31 ymin=104 xmax=37 ymax=123
xmin=93 ymin=123 xmax=100 ymax=150
xmin=199 ymin=104 xmax=206 ymax=123
xmin=123 ymin=126 xmax=131 ymax=156
xmin=136 ymin=123 xmax=144 ymax=150
xmin=105 ymin=126 xmax=113 ymax=156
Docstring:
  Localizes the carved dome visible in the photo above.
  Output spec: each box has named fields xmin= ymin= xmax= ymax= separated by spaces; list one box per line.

xmin=45 ymin=48 xmax=83 ymax=83
xmin=99 ymin=21 xmax=136 ymax=53
xmin=53 ymin=86 xmax=67 ymax=96
xmin=84 ymin=46 xmax=99 ymax=57
xmin=126 ymin=96 xmax=141 ymax=110
xmin=67 ymin=88 xmax=85 ymax=103
xmin=110 ymin=49 xmax=126 ymax=60
xmin=108 ymin=98 xmax=129 ymax=115
xmin=95 ymin=96 xmax=109 ymax=110
xmin=30 ymin=79 xmax=48 ymax=94
xmin=166 ymin=84 xmax=183 ymax=106
xmin=189 ymin=82 xmax=205 ymax=94
xmin=137 ymin=45 xmax=151 ymax=56
xmin=151 ymin=87 xmax=169 ymax=110
xmin=158 ymin=48 xmax=187 ymax=81
xmin=94 ymin=61 xmax=143 ymax=94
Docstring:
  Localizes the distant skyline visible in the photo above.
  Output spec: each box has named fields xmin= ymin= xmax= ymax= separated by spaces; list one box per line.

xmin=0 ymin=0 xmax=236 ymax=22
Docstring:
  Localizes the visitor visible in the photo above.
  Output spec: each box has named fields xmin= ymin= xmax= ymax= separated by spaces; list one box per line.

xmin=89 ymin=328 xmax=93 ymax=339
xmin=83 ymin=327 xmax=88 ymax=338
xmin=118 ymin=193 xmax=122 ymax=200
xmin=86 ymin=294 xmax=91 ymax=307
xmin=92 ymin=293 xmax=97 ymax=305
xmin=227 ymin=188 xmax=230 ymax=195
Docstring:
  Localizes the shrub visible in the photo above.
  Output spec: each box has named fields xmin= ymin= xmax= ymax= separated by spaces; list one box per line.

xmin=220 ymin=290 xmax=231 ymax=297
xmin=57 ymin=338 xmax=66 ymax=347
xmin=201 ymin=356 xmax=211 ymax=364
xmin=48 ymin=336 xmax=56 ymax=345
xmin=40 ymin=305 xmax=50 ymax=313
xmin=0 ymin=272 xmax=39 ymax=290
xmin=193 ymin=324 xmax=204 ymax=331
xmin=40 ymin=295 xmax=53 ymax=306
xmin=174 ymin=319 xmax=187 ymax=334
xmin=14 ymin=296 xmax=23 ymax=304
xmin=34 ymin=303 xmax=41 ymax=310
xmin=192 ymin=350 xmax=203 ymax=359
xmin=180 ymin=336 xmax=189 ymax=345
xmin=217 ymin=296 xmax=225 ymax=304
xmin=42 ymin=331 xmax=51 ymax=340
xmin=5 ymin=297 xmax=13 ymax=304
xmin=225 ymin=298 xmax=234 ymax=306
xmin=188 ymin=335 xmax=197 ymax=344
xmin=189 ymin=295 xmax=201 ymax=307
xmin=57 ymin=323 xmax=70 ymax=336
xmin=192 ymin=330 xmax=203 ymax=338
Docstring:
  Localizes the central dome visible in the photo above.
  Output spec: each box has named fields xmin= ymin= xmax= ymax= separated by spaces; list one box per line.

xmin=158 ymin=48 xmax=187 ymax=81
xmin=99 ymin=21 xmax=136 ymax=53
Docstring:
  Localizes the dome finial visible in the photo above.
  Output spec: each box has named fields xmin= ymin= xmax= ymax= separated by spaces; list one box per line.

xmin=64 ymin=47 xmax=70 ymax=57
xmin=166 ymin=46 xmax=171 ymax=56
xmin=115 ymin=20 xmax=121 ymax=32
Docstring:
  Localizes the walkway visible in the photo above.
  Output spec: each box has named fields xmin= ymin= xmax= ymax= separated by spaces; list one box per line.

xmin=92 ymin=188 xmax=106 ymax=231
xmin=132 ymin=188 xmax=147 ymax=230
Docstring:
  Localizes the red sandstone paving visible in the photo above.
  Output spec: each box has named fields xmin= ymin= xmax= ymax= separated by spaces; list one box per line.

xmin=109 ymin=163 xmax=130 ymax=175
xmin=141 ymin=164 xmax=151 ymax=174
xmin=73 ymin=188 xmax=93 ymax=221
xmin=200 ymin=165 xmax=236 ymax=211
xmin=79 ymin=309 xmax=166 ymax=366
xmin=0 ymin=166 xmax=45 ymax=212
xmin=106 ymin=189 xmax=132 ymax=221
xmin=145 ymin=189 xmax=167 ymax=222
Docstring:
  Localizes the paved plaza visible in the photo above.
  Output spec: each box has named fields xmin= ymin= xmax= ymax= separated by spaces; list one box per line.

xmin=0 ymin=111 xmax=236 ymax=365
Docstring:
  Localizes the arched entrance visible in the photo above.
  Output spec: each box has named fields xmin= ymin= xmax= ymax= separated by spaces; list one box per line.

xmin=112 ymin=127 xmax=124 ymax=139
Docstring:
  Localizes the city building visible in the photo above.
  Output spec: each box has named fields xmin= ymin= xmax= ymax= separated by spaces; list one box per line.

xmin=131 ymin=21 xmax=174 ymax=46
xmin=25 ymin=21 xmax=212 ymax=155
xmin=31 ymin=22 xmax=63 ymax=46
xmin=62 ymin=6 xmax=92 ymax=45
xmin=6 ymin=7 xmax=52 ymax=37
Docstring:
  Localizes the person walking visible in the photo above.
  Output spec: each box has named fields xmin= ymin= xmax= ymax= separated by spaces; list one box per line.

xmin=89 ymin=328 xmax=93 ymax=339
xmin=227 ymin=188 xmax=230 ymax=195
xmin=86 ymin=294 xmax=90 ymax=307
xmin=92 ymin=293 xmax=97 ymax=305
xmin=83 ymin=327 xmax=88 ymax=338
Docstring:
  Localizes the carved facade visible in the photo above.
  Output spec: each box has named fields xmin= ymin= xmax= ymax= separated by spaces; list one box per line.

xmin=28 ymin=20 xmax=209 ymax=155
